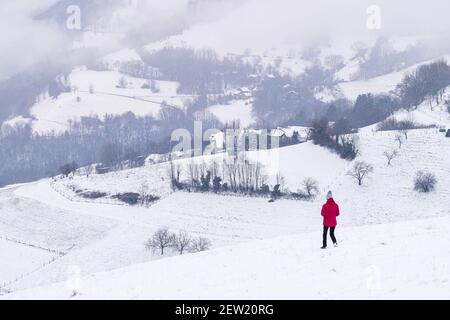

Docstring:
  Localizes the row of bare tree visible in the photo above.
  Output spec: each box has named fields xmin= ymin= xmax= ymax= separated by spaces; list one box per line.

xmin=169 ymin=156 xmax=268 ymax=195
xmin=168 ymin=156 xmax=326 ymax=202
xmin=146 ymin=228 xmax=211 ymax=256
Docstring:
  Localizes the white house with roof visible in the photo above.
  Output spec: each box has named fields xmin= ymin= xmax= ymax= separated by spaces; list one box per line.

xmin=232 ymin=87 xmax=253 ymax=100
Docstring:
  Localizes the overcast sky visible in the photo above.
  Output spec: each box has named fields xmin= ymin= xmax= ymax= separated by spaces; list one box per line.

xmin=1 ymin=0 xmax=449 ymax=80
xmin=0 ymin=0 xmax=64 ymax=80
xmin=180 ymin=0 xmax=450 ymax=53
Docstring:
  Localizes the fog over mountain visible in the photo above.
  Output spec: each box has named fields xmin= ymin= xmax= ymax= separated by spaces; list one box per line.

xmin=178 ymin=0 xmax=450 ymax=54
xmin=0 ymin=0 xmax=63 ymax=80
xmin=2 ymin=0 xmax=450 ymax=80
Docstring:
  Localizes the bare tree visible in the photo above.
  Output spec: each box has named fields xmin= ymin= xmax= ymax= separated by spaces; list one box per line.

xmin=117 ymin=76 xmax=128 ymax=89
xmin=85 ymin=165 xmax=93 ymax=178
xmin=254 ymin=162 xmax=266 ymax=191
xmin=395 ymin=134 xmax=404 ymax=149
xmin=189 ymin=237 xmax=212 ymax=253
xmin=400 ymin=129 xmax=409 ymax=140
xmin=237 ymin=159 xmax=253 ymax=192
xmin=347 ymin=161 xmax=374 ymax=186
xmin=172 ymin=231 xmax=192 ymax=255
xmin=139 ymin=182 xmax=150 ymax=206
xmin=198 ymin=161 xmax=207 ymax=178
xmin=145 ymin=227 xmax=175 ymax=255
xmin=276 ymin=172 xmax=286 ymax=193
xmin=187 ymin=160 xmax=199 ymax=187
xmin=168 ymin=159 xmax=182 ymax=190
xmin=383 ymin=149 xmax=399 ymax=166
xmin=302 ymin=178 xmax=319 ymax=199
xmin=225 ymin=159 xmax=238 ymax=192
xmin=209 ymin=160 xmax=220 ymax=180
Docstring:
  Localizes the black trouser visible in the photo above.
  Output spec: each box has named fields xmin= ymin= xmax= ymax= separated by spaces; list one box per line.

xmin=323 ymin=226 xmax=337 ymax=247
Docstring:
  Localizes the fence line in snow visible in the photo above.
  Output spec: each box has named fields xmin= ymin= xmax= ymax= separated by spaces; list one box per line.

xmin=50 ymin=181 xmax=165 ymax=208
xmin=50 ymin=181 xmax=130 ymax=207
xmin=0 ymin=235 xmax=69 ymax=255
xmin=0 ymin=244 xmax=75 ymax=294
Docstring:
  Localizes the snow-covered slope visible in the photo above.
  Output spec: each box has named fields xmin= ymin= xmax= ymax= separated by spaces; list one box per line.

xmin=337 ymin=55 xmax=450 ymax=101
xmin=6 ymin=215 xmax=450 ymax=300
xmin=206 ymin=99 xmax=255 ymax=128
xmin=3 ymin=0 xmax=449 ymax=300
xmin=1 ymin=116 xmax=32 ymax=136
xmin=390 ymin=91 xmax=450 ymax=128
xmin=17 ymin=26 xmax=448 ymax=133
xmin=29 ymin=68 xmax=189 ymax=133
xmin=1 ymin=105 xmax=450 ymax=298
xmin=102 ymin=48 xmax=143 ymax=67
xmin=52 ymin=140 xmax=349 ymax=199
xmin=0 ymin=239 xmax=56 ymax=289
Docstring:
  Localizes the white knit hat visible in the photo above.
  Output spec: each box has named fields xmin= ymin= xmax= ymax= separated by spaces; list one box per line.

xmin=326 ymin=191 xmax=333 ymax=200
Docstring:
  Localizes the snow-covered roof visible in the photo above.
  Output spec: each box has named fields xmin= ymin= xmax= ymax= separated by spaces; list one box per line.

xmin=1 ymin=116 xmax=32 ymax=135
xmin=103 ymin=49 xmax=142 ymax=65
xmin=270 ymin=128 xmax=287 ymax=137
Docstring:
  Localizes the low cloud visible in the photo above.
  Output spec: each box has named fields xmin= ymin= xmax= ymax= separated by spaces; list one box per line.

xmin=2 ymin=0 xmax=449 ymax=80
xmin=178 ymin=0 xmax=450 ymax=53
xmin=0 ymin=0 xmax=68 ymax=80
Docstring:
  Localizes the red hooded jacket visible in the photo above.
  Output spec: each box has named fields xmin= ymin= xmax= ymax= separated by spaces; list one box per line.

xmin=321 ymin=198 xmax=340 ymax=227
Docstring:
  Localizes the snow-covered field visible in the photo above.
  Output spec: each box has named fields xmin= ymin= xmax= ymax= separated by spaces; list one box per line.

xmin=6 ymin=215 xmax=450 ymax=300
xmin=1 ymin=105 xmax=450 ymax=299
xmin=28 ymin=68 xmax=192 ymax=133
xmin=206 ymin=100 xmax=255 ymax=127
xmin=391 ymin=95 xmax=450 ymax=128
xmin=0 ymin=239 xmax=56 ymax=289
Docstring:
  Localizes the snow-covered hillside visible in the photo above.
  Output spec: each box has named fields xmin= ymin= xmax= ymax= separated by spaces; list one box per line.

xmin=1 ymin=102 xmax=450 ymax=298
xmin=11 ymin=30 xmax=447 ymax=134
xmin=206 ymin=99 xmax=255 ymax=128
xmin=337 ymin=55 xmax=450 ymax=101
xmin=28 ymin=68 xmax=190 ymax=133
xmin=6 ymin=215 xmax=450 ymax=300
xmin=2 ymin=0 xmax=450 ymax=301
xmin=390 ymin=93 xmax=450 ymax=128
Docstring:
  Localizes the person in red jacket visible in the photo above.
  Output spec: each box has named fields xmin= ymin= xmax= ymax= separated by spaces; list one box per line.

xmin=321 ymin=191 xmax=340 ymax=249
